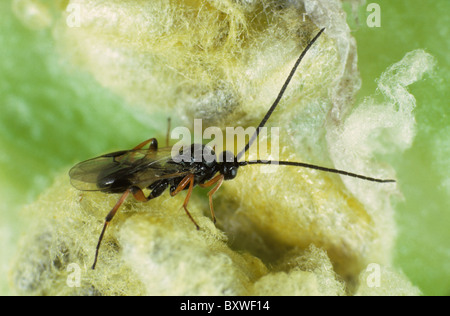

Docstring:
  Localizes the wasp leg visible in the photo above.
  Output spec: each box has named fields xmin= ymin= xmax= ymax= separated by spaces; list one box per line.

xmin=129 ymin=138 xmax=159 ymax=160
xmin=199 ymin=174 xmax=224 ymax=224
xmin=133 ymin=138 xmax=158 ymax=151
xmin=130 ymin=182 xmax=168 ymax=202
xmin=92 ymin=189 xmax=131 ymax=270
xmin=170 ymin=174 xmax=199 ymax=230
xmin=131 ymin=187 xmax=148 ymax=202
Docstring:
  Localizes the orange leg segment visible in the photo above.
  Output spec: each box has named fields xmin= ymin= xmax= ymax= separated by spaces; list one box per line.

xmin=132 ymin=187 xmax=149 ymax=202
xmin=133 ymin=138 xmax=158 ymax=151
xmin=166 ymin=117 xmax=171 ymax=147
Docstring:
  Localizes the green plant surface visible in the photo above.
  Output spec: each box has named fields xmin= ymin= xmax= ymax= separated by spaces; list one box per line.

xmin=348 ymin=0 xmax=450 ymax=296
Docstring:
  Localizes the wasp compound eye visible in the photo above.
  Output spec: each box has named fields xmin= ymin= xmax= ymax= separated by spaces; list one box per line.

xmin=69 ymin=29 xmax=392 ymax=269
xmin=222 ymin=164 xmax=238 ymax=180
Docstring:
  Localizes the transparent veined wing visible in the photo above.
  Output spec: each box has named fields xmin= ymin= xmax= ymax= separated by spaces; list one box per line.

xmin=69 ymin=147 xmax=193 ymax=192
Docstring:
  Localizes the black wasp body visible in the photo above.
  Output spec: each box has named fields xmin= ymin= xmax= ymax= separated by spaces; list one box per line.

xmin=70 ymin=138 xmax=242 ymax=269
xmin=93 ymin=142 xmax=238 ymax=197
xmin=69 ymin=28 xmax=394 ymax=269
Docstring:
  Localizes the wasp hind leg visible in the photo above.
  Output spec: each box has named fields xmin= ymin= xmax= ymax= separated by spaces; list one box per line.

xmin=130 ymin=182 xmax=168 ymax=202
xmin=133 ymin=138 xmax=158 ymax=151
xmin=92 ymin=189 xmax=131 ymax=270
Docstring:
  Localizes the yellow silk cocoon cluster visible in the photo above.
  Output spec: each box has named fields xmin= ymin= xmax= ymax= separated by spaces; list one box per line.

xmin=10 ymin=0 xmax=432 ymax=295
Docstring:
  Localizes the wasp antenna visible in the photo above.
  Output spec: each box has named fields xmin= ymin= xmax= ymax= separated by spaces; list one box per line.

xmin=236 ymin=28 xmax=325 ymax=161
xmin=239 ymin=160 xmax=396 ymax=183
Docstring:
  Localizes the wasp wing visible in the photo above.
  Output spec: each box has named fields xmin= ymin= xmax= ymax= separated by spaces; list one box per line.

xmin=69 ymin=147 xmax=192 ymax=192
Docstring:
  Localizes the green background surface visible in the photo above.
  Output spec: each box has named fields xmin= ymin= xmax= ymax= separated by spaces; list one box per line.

xmin=0 ymin=0 xmax=448 ymax=295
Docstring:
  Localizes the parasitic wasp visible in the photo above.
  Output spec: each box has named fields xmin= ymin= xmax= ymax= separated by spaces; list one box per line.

xmin=69 ymin=28 xmax=395 ymax=269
